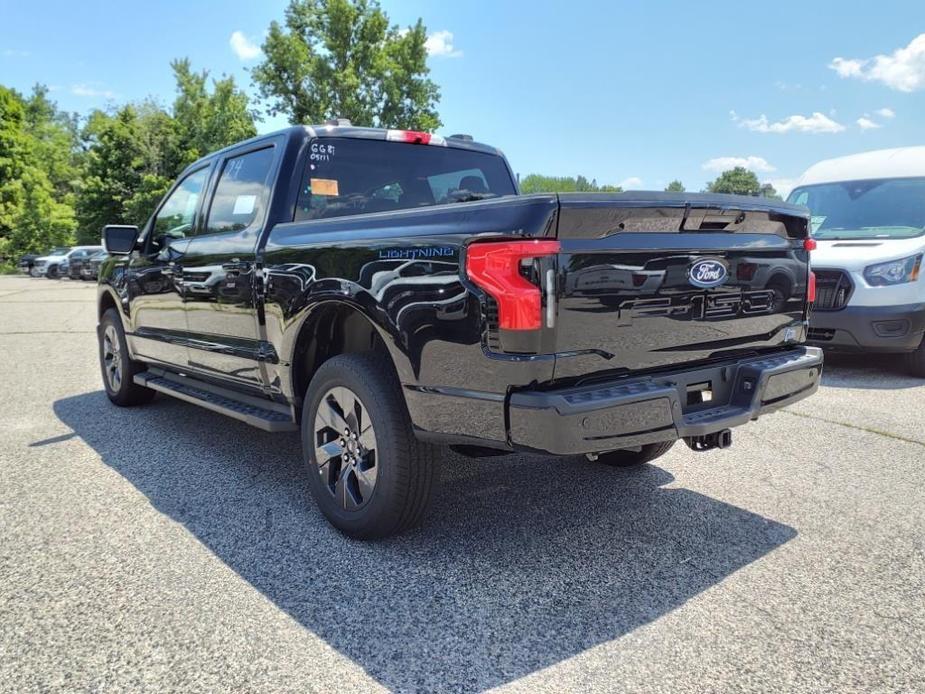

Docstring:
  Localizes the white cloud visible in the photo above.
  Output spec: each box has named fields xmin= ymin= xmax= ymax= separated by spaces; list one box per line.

xmin=702 ymin=156 xmax=776 ymax=173
xmin=829 ymin=33 xmax=925 ymax=92
xmin=425 ymin=30 xmax=462 ymax=58
xmin=230 ymin=31 xmax=262 ymax=61
xmin=618 ymin=176 xmax=643 ymax=189
xmin=876 ymin=107 xmax=895 ymax=118
xmin=856 ymin=117 xmax=881 ymax=130
xmin=730 ymin=110 xmax=846 ymax=134
xmin=2 ymin=48 xmax=30 ymax=57
xmin=70 ymin=83 xmax=116 ymax=99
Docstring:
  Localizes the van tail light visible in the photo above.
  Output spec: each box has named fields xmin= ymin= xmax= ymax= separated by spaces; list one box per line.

xmin=807 ymin=271 xmax=816 ymax=303
xmin=804 ymin=238 xmax=817 ymax=251
xmin=466 ymin=240 xmax=560 ymax=330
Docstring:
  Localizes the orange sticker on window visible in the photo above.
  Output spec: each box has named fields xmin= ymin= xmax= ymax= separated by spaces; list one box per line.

xmin=310 ymin=178 xmax=339 ymax=196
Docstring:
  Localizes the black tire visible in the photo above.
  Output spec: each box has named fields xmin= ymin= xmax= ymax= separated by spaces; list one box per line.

xmin=301 ymin=351 xmax=437 ymax=540
xmin=907 ymin=337 xmax=925 ymax=378
xmin=46 ymin=264 xmax=59 ymax=279
xmin=594 ymin=441 xmax=676 ymax=468
xmin=98 ymin=308 xmax=156 ymax=407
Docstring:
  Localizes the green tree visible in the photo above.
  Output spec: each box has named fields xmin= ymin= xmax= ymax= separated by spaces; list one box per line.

xmin=75 ymin=106 xmax=148 ymax=241
xmin=759 ymin=182 xmax=782 ymax=200
xmin=23 ymin=84 xmax=82 ymax=200
xmin=706 ymin=167 xmax=762 ymax=196
xmin=519 ymin=174 xmax=622 ymax=194
xmin=665 ymin=179 xmax=685 ymax=192
xmin=171 ymin=58 xmax=256 ymax=167
xmin=75 ymin=61 xmax=257 ymax=239
xmin=252 ymin=0 xmax=440 ymax=129
xmin=0 ymin=86 xmax=75 ymax=262
xmin=706 ymin=167 xmax=781 ymax=199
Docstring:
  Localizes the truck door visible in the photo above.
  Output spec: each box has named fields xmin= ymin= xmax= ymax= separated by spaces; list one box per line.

xmin=127 ymin=165 xmax=211 ymax=368
xmin=179 ymin=143 xmax=279 ymax=391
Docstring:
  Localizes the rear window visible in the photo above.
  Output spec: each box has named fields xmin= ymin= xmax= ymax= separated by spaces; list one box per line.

xmin=294 ymin=138 xmax=516 ymax=221
xmin=788 ymin=177 xmax=925 ymax=240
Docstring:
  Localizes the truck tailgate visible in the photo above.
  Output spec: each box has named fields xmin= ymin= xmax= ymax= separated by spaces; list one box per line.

xmin=553 ymin=193 xmax=812 ymax=380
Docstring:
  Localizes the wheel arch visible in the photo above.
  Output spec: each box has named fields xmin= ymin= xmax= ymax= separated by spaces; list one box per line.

xmin=288 ymin=299 xmax=408 ymax=416
xmin=98 ymin=288 xmax=120 ymax=321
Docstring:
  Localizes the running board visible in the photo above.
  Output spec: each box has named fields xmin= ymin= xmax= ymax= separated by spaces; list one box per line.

xmin=134 ymin=369 xmax=298 ymax=432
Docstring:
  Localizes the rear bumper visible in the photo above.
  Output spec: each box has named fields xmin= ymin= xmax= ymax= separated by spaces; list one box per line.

xmin=808 ymin=303 xmax=925 ymax=352
xmin=508 ymin=347 xmax=823 ymax=455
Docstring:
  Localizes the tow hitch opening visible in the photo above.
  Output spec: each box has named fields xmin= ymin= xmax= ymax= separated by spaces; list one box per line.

xmin=685 ymin=429 xmax=733 ymax=452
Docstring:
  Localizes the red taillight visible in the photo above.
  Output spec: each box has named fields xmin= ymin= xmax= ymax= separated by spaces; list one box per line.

xmin=804 ymin=238 xmax=817 ymax=251
xmin=808 ymin=271 xmax=816 ymax=303
xmin=386 ymin=129 xmax=445 ymax=146
xmin=466 ymin=240 xmax=560 ymax=330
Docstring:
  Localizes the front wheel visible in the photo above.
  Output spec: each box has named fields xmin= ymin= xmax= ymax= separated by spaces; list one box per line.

xmin=46 ymin=265 xmax=59 ymax=279
xmin=907 ymin=336 xmax=925 ymax=378
xmin=593 ymin=441 xmax=676 ymax=468
xmin=98 ymin=309 xmax=156 ymax=406
xmin=302 ymin=352 xmax=437 ymax=540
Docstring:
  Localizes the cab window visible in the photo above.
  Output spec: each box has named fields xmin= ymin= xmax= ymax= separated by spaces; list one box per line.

xmin=152 ymin=168 xmax=209 ymax=240
xmin=202 ymin=147 xmax=276 ymax=236
xmin=294 ymin=138 xmax=516 ymax=221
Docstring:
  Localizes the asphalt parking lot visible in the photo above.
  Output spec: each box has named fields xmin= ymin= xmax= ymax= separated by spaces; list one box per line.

xmin=1 ymin=274 xmax=923 ymax=693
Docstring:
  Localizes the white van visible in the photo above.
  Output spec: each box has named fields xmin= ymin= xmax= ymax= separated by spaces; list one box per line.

xmin=788 ymin=147 xmax=925 ymax=376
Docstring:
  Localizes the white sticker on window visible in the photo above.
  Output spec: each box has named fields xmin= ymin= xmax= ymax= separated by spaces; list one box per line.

xmin=233 ymin=195 xmax=257 ymax=215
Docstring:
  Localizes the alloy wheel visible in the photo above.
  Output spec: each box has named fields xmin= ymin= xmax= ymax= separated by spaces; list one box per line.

xmin=102 ymin=325 xmax=123 ymax=392
xmin=313 ymin=386 xmax=378 ymax=511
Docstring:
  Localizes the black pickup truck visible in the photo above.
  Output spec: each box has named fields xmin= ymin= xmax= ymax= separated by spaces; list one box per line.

xmin=97 ymin=122 xmax=822 ymax=538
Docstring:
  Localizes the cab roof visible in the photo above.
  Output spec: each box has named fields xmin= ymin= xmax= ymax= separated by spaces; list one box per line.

xmin=796 ymin=146 xmax=925 ymax=187
xmin=192 ymin=124 xmax=503 ymax=169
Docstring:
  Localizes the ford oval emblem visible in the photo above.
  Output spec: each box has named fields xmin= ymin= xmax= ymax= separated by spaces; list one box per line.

xmin=688 ymin=259 xmax=728 ymax=288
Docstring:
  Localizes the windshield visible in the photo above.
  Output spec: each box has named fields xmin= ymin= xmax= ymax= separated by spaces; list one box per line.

xmin=788 ymin=177 xmax=925 ymax=240
xmin=47 ymin=247 xmax=70 ymax=255
xmin=294 ymin=138 xmax=517 ymax=221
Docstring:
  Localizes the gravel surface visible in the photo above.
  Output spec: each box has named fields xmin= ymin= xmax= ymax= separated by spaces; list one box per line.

xmin=1 ymin=275 xmax=923 ymax=693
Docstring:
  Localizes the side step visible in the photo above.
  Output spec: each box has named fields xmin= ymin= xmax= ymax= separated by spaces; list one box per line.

xmin=135 ymin=369 xmax=298 ymax=432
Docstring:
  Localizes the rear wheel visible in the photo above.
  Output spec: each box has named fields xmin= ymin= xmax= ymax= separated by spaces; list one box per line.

xmin=98 ymin=308 xmax=156 ymax=406
xmin=907 ymin=336 xmax=925 ymax=378
xmin=593 ymin=441 xmax=675 ymax=468
xmin=302 ymin=351 xmax=437 ymax=540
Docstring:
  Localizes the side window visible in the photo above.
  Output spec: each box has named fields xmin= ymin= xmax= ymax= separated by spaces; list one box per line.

xmin=152 ymin=168 xmax=209 ymax=240
xmin=203 ymin=147 xmax=275 ymax=236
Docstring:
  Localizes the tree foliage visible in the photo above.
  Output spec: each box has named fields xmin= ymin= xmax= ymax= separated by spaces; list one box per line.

xmin=0 ymin=86 xmax=76 ymax=261
xmin=665 ymin=179 xmax=685 ymax=192
xmin=705 ymin=167 xmax=779 ymax=199
xmin=252 ymin=0 xmax=440 ymax=129
xmin=519 ymin=174 xmax=622 ymax=194
xmin=74 ymin=61 xmax=256 ymax=242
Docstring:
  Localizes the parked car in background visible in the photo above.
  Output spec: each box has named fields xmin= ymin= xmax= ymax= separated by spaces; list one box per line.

xmin=18 ymin=252 xmax=41 ymax=274
xmin=66 ymin=248 xmax=103 ymax=280
xmin=30 ymin=247 xmax=71 ymax=277
xmin=789 ymin=146 xmax=925 ymax=376
xmin=32 ymin=246 xmax=101 ymax=279
xmin=96 ymin=122 xmax=822 ymax=539
xmin=80 ymin=249 xmax=109 ymax=280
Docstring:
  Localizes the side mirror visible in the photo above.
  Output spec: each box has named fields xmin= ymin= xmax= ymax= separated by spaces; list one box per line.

xmin=103 ymin=225 xmax=140 ymax=255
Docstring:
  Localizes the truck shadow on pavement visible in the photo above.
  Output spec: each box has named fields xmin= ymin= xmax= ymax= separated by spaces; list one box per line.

xmin=820 ymin=353 xmax=922 ymax=390
xmin=54 ymin=391 xmax=796 ymax=692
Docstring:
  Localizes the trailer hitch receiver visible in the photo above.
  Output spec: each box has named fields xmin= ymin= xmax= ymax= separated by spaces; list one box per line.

xmin=685 ymin=429 xmax=733 ymax=452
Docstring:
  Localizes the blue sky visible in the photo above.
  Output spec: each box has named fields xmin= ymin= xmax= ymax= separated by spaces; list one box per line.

xmin=2 ymin=0 xmax=924 ymax=195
